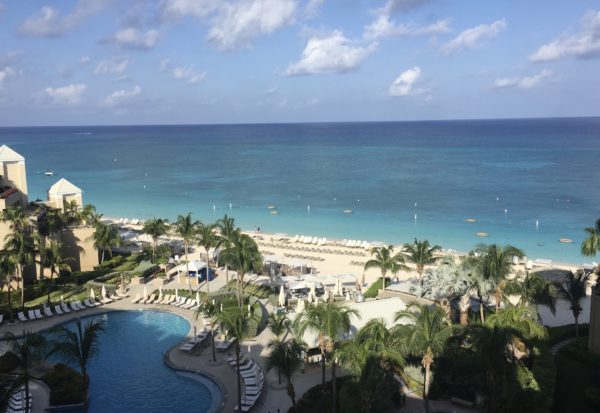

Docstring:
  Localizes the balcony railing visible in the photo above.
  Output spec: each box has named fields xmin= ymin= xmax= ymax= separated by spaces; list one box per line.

xmin=0 ymin=187 xmax=18 ymax=199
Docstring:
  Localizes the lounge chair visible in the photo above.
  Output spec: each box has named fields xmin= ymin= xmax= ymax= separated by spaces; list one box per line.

xmin=0 ymin=314 xmax=3 ymax=325
xmin=241 ymin=367 xmax=259 ymax=378
xmin=182 ymin=299 xmax=196 ymax=309
xmin=110 ymin=292 xmax=121 ymax=300
xmin=131 ymin=294 xmax=142 ymax=304
xmin=75 ymin=301 xmax=87 ymax=310
xmin=234 ymin=401 xmax=255 ymax=412
xmin=34 ymin=309 xmax=44 ymax=319
xmin=44 ymin=307 xmax=54 ymax=317
xmin=27 ymin=310 xmax=37 ymax=320
xmin=116 ymin=289 xmax=129 ymax=298
xmin=18 ymin=312 xmax=28 ymax=322
xmin=70 ymin=302 xmax=81 ymax=312
xmin=61 ymin=302 xmax=71 ymax=313
xmin=101 ymin=295 xmax=113 ymax=304
xmin=171 ymin=297 xmax=185 ymax=307
xmin=143 ymin=294 xmax=156 ymax=304
xmin=83 ymin=299 xmax=96 ymax=308
xmin=54 ymin=305 xmax=64 ymax=315
xmin=157 ymin=294 xmax=170 ymax=304
xmin=243 ymin=372 xmax=264 ymax=386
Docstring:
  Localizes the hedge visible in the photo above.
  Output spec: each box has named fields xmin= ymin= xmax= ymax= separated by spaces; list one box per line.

xmin=363 ymin=277 xmax=391 ymax=298
xmin=41 ymin=363 xmax=84 ymax=406
xmin=527 ymin=343 xmax=557 ymax=413
xmin=0 ymin=351 xmax=19 ymax=374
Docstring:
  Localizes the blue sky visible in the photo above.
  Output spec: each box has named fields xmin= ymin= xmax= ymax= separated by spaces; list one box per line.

xmin=0 ymin=0 xmax=599 ymax=126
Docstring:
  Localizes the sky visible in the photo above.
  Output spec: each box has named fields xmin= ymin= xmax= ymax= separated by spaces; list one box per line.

xmin=0 ymin=0 xmax=599 ymax=126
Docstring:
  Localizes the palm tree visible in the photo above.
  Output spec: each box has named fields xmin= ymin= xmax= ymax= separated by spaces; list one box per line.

xmin=42 ymin=240 xmax=73 ymax=305
xmin=196 ymin=222 xmax=221 ymax=296
xmin=4 ymin=331 xmax=47 ymax=413
xmin=402 ymin=238 xmax=442 ymax=281
xmin=80 ymin=204 xmax=98 ymax=226
xmin=89 ymin=222 xmax=121 ymax=268
xmin=485 ymin=304 xmax=547 ymax=341
xmin=63 ymin=200 xmax=82 ymax=225
xmin=581 ymin=218 xmax=600 ymax=260
xmin=353 ymin=318 xmax=405 ymax=370
xmin=265 ymin=339 xmax=305 ymax=408
xmin=268 ymin=311 xmax=291 ymax=340
xmin=473 ymin=244 xmax=524 ymax=311
xmin=173 ymin=213 xmax=199 ymax=294
xmin=395 ymin=304 xmax=454 ymax=413
xmin=364 ymin=245 xmax=407 ymax=292
xmin=195 ymin=301 xmax=220 ymax=363
xmin=555 ymin=271 xmax=590 ymax=339
xmin=0 ymin=252 xmax=17 ymax=322
xmin=294 ymin=302 xmax=360 ymax=413
xmin=4 ymin=223 xmax=37 ymax=308
xmin=142 ymin=218 xmax=169 ymax=263
xmin=219 ymin=232 xmax=262 ymax=308
xmin=215 ymin=305 xmax=257 ymax=412
xmin=504 ymin=271 xmax=557 ymax=315
xmin=217 ymin=214 xmax=238 ymax=283
xmin=52 ymin=319 xmax=105 ymax=412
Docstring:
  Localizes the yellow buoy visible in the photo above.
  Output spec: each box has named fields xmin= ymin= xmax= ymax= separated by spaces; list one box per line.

xmin=559 ymin=238 xmax=572 ymax=243
xmin=476 ymin=232 xmax=489 ymax=237
xmin=465 ymin=218 xmax=477 ymax=223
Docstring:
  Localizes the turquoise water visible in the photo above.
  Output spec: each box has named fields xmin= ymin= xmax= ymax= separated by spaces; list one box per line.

xmin=46 ymin=311 xmax=218 ymax=413
xmin=1 ymin=118 xmax=599 ymax=264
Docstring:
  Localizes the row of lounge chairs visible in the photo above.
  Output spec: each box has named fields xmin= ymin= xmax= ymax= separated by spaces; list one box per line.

xmin=16 ymin=291 xmax=127 ymax=323
xmin=179 ymin=329 xmax=212 ymax=352
xmin=259 ymin=241 xmax=368 ymax=257
xmin=282 ymin=253 xmax=326 ymax=262
xmin=130 ymin=294 xmax=201 ymax=311
xmin=5 ymin=386 xmax=32 ymax=413
xmin=228 ymin=357 xmax=265 ymax=412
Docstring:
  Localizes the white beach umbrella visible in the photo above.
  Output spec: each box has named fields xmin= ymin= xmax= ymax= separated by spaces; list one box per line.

xmin=310 ymin=282 xmax=316 ymax=298
xmin=296 ymin=298 xmax=306 ymax=314
xmin=306 ymin=292 xmax=313 ymax=304
xmin=335 ymin=277 xmax=342 ymax=296
xmin=314 ymin=295 xmax=319 ymax=305
xmin=60 ymin=295 xmax=64 ymax=303
xmin=158 ymin=286 xmax=163 ymax=301
xmin=346 ymin=292 xmax=351 ymax=301
xmin=196 ymin=291 xmax=200 ymax=306
xmin=101 ymin=285 xmax=107 ymax=299
xmin=278 ymin=286 xmax=285 ymax=307
xmin=143 ymin=285 xmax=148 ymax=300
xmin=175 ymin=288 xmax=179 ymax=300
xmin=90 ymin=289 xmax=95 ymax=300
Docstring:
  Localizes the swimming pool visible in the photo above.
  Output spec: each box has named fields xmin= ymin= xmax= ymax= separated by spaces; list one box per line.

xmin=46 ymin=310 xmax=221 ymax=413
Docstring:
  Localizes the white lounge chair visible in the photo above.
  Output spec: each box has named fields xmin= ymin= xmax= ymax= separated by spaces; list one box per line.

xmin=70 ymin=302 xmax=81 ymax=312
xmin=144 ymin=294 xmax=156 ymax=304
xmin=101 ymin=295 xmax=113 ymax=304
xmin=54 ymin=305 xmax=64 ymax=315
xmin=61 ymin=302 xmax=71 ymax=313
xmin=44 ymin=307 xmax=54 ymax=317
xmin=34 ymin=309 xmax=44 ymax=319
xmin=18 ymin=312 xmax=28 ymax=322
xmin=27 ymin=310 xmax=37 ymax=320
xmin=131 ymin=294 xmax=142 ymax=304
xmin=75 ymin=301 xmax=87 ymax=310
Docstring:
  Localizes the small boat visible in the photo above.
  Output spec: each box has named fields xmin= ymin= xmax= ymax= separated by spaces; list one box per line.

xmin=343 ymin=209 xmax=353 ymax=214
xmin=476 ymin=232 xmax=489 ymax=237
xmin=559 ymin=238 xmax=573 ymax=244
xmin=270 ymin=210 xmax=279 ymax=215
xmin=45 ymin=171 xmax=54 ymax=176
xmin=465 ymin=218 xmax=477 ymax=223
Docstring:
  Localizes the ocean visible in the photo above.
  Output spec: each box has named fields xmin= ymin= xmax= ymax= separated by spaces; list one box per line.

xmin=1 ymin=118 xmax=599 ymax=265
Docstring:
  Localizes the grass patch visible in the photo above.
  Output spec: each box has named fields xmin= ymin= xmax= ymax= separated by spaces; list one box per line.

xmin=547 ymin=324 xmax=590 ymax=345
xmin=363 ymin=277 xmax=391 ymax=298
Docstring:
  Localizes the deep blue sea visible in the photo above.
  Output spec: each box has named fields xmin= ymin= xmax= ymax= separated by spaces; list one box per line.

xmin=1 ymin=118 xmax=599 ymax=264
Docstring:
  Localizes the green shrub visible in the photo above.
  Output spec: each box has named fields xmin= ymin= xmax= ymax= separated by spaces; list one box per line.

xmin=363 ymin=278 xmax=391 ymax=298
xmin=528 ymin=344 xmax=556 ymax=413
xmin=584 ymin=387 xmax=600 ymax=409
xmin=41 ymin=363 xmax=84 ymax=406
xmin=559 ymin=339 xmax=600 ymax=368
xmin=547 ymin=324 xmax=590 ymax=345
xmin=0 ymin=351 xmax=19 ymax=374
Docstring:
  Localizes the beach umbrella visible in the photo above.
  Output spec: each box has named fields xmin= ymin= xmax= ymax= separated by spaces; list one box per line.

xmin=60 ymin=295 xmax=64 ymax=303
xmin=90 ymin=289 xmax=95 ymax=300
xmin=310 ymin=282 xmax=316 ymax=301
xmin=101 ymin=285 xmax=107 ymax=299
xmin=278 ymin=286 xmax=285 ymax=307
xmin=196 ymin=291 xmax=200 ymax=306
xmin=306 ymin=292 xmax=313 ymax=304
xmin=159 ymin=286 xmax=163 ymax=301
xmin=346 ymin=292 xmax=351 ymax=301
xmin=143 ymin=285 xmax=148 ymax=300
xmin=175 ymin=288 xmax=179 ymax=300
xmin=296 ymin=298 xmax=305 ymax=314
xmin=314 ymin=295 xmax=319 ymax=305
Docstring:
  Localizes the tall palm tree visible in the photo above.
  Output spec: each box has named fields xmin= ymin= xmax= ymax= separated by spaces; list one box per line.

xmin=142 ymin=218 xmax=169 ymax=263
xmin=485 ymin=304 xmax=547 ymax=341
xmin=265 ymin=339 xmax=305 ymax=408
xmin=63 ymin=200 xmax=82 ymax=226
xmin=0 ymin=252 xmax=17 ymax=322
xmin=473 ymin=244 xmax=524 ymax=311
xmin=4 ymin=331 xmax=47 ymax=413
xmin=173 ymin=213 xmax=199 ymax=294
xmin=555 ymin=271 xmax=590 ymax=339
xmin=268 ymin=311 xmax=291 ymax=340
xmin=402 ymin=239 xmax=442 ymax=281
xmin=42 ymin=240 xmax=73 ymax=305
xmin=4 ymin=223 xmax=38 ymax=308
xmin=353 ymin=318 xmax=405 ymax=370
xmin=217 ymin=214 xmax=238 ymax=283
xmin=196 ymin=222 xmax=221 ymax=296
xmin=294 ymin=302 xmax=360 ymax=413
xmin=395 ymin=304 xmax=454 ymax=413
xmin=52 ymin=319 xmax=105 ymax=412
xmin=504 ymin=271 xmax=557 ymax=315
xmin=219 ymin=232 xmax=262 ymax=307
xmin=80 ymin=204 xmax=98 ymax=226
xmin=581 ymin=218 xmax=600 ymax=260
xmin=215 ymin=305 xmax=256 ymax=413
xmin=195 ymin=301 xmax=220 ymax=363
xmin=364 ymin=245 xmax=407 ymax=292
xmin=88 ymin=222 xmax=121 ymax=268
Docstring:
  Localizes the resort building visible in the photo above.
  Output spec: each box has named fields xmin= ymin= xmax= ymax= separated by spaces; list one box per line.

xmin=47 ymin=178 xmax=83 ymax=211
xmin=0 ymin=144 xmax=29 ymax=210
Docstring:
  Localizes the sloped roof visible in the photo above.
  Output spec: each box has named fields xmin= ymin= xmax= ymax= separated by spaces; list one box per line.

xmin=48 ymin=178 xmax=82 ymax=196
xmin=0 ymin=145 xmax=25 ymax=162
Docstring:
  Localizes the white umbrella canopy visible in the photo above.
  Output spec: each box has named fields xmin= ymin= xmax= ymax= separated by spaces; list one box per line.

xmin=159 ymin=286 xmax=163 ymax=301
xmin=296 ymin=298 xmax=306 ymax=313
xmin=175 ymin=288 xmax=179 ymax=300
xmin=196 ymin=291 xmax=200 ymax=305
xmin=278 ymin=286 xmax=286 ymax=307
xmin=90 ymin=289 xmax=95 ymax=300
xmin=346 ymin=292 xmax=351 ymax=301
xmin=334 ymin=277 xmax=342 ymax=296
xmin=101 ymin=285 xmax=107 ymax=299
xmin=314 ymin=295 xmax=319 ymax=305
xmin=310 ymin=282 xmax=316 ymax=297
xmin=306 ymin=292 xmax=313 ymax=304
xmin=143 ymin=285 xmax=148 ymax=300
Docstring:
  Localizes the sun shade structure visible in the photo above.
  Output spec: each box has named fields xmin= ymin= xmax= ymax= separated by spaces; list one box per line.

xmin=47 ymin=178 xmax=83 ymax=211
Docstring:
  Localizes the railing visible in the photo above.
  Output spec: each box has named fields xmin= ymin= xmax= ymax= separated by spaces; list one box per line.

xmin=0 ymin=187 xmax=18 ymax=199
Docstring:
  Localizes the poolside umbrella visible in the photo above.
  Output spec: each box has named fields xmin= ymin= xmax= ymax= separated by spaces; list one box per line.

xmin=90 ymin=289 xmax=95 ymax=301
xmin=101 ymin=285 xmax=107 ymax=299
xmin=310 ymin=282 xmax=316 ymax=300
xmin=196 ymin=291 xmax=200 ymax=306
xmin=296 ymin=298 xmax=305 ymax=314
xmin=346 ymin=292 xmax=351 ymax=301
xmin=335 ymin=277 xmax=342 ymax=296
xmin=314 ymin=295 xmax=319 ymax=305
xmin=143 ymin=285 xmax=148 ymax=301
xmin=158 ymin=286 xmax=163 ymax=301
xmin=278 ymin=286 xmax=285 ymax=307
xmin=60 ymin=295 xmax=64 ymax=303
xmin=175 ymin=289 xmax=179 ymax=300
xmin=306 ymin=292 xmax=313 ymax=304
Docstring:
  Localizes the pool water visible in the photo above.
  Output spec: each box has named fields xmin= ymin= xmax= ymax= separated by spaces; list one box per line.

xmin=46 ymin=310 xmax=219 ymax=413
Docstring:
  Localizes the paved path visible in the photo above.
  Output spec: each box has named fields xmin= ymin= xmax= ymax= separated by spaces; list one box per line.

xmin=551 ymin=338 xmax=575 ymax=355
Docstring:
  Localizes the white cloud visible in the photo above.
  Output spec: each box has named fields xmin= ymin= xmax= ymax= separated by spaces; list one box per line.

xmin=18 ymin=0 xmax=107 ymax=37
xmin=530 ymin=10 xmax=600 ymax=62
xmin=382 ymin=0 xmax=434 ymax=14
xmin=80 ymin=56 xmax=91 ymax=65
xmin=305 ymin=0 xmax=324 ymax=17
xmin=44 ymin=83 xmax=87 ymax=106
xmin=112 ymin=28 xmax=160 ymax=50
xmin=161 ymin=0 xmax=219 ymax=19
xmin=494 ymin=69 xmax=552 ymax=89
xmin=285 ymin=31 xmax=376 ymax=76
xmin=0 ymin=67 xmax=15 ymax=89
xmin=389 ymin=66 xmax=423 ymax=96
xmin=160 ymin=59 xmax=206 ymax=84
xmin=208 ymin=0 xmax=296 ymax=50
xmin=364 ymin=14 xmax=450 ymax=40
xmin=441 ymin=19 xmax=506 ymax=54
xmin=94 ymin=57 xmax=131 ymax=76
xmin=104 ymin=85 xmax=142 ymax=107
